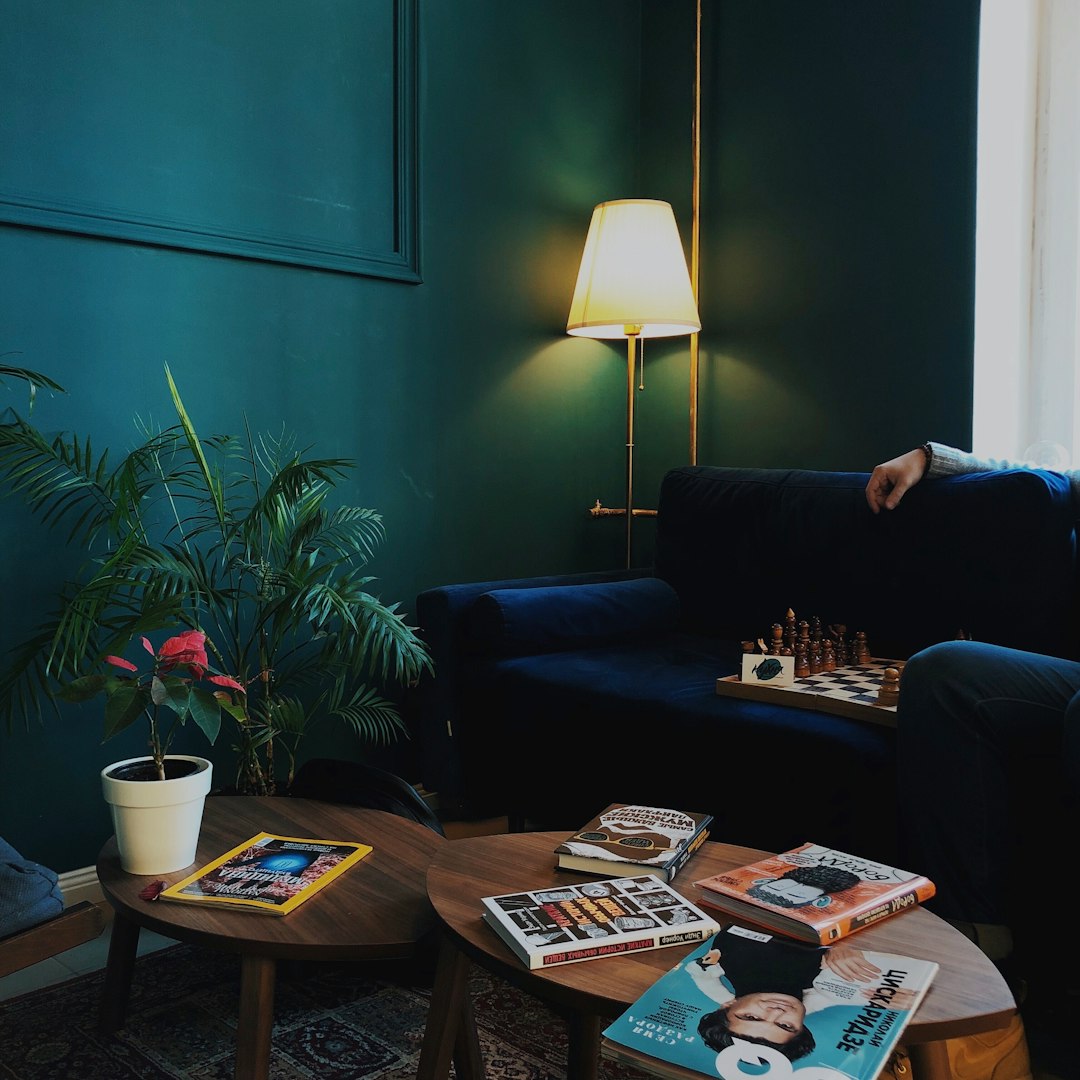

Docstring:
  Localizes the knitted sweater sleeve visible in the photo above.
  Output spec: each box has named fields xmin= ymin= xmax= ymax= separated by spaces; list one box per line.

xmin=926 ymin=441 xmax=1080 ymax=503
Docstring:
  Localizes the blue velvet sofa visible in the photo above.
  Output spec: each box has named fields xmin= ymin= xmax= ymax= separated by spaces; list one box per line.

xmin=409 ymin=465 xmax=1078 ymax=863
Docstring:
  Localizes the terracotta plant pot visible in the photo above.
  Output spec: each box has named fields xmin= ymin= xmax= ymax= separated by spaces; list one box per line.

xmin=101 ymin=755 xmax=213 ymax=875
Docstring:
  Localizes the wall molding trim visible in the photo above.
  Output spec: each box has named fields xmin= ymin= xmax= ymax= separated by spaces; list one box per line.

xmin=0 ymin=0 xmax=419 ymax=282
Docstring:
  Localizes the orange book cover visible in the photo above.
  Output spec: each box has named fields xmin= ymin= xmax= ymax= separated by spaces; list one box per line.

xmin=693 ymin=842 xmax=935 ymax=945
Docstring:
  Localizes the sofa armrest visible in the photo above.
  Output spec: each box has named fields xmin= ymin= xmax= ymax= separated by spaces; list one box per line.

xmin=406 ymin=567 xmax=650 ymax=803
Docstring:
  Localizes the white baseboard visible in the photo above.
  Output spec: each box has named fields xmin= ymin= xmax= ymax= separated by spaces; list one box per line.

xmin=60 ymin=865 xmax=104 ymax=907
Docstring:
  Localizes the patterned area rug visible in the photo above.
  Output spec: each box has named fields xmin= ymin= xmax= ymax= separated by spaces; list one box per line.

xmin=0 ymin=943 xmax=653 ymax=1079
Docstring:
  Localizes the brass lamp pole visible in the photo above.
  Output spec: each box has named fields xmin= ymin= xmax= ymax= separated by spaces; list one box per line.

xmin=566 ymin=200 xmax=701 ymax=568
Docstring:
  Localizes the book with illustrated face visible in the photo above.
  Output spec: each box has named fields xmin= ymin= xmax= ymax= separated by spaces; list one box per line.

xmin=554 ymin=803 xmax=714 ymax=883
xmin=480 ymin=874 xmax=721 ymax=969
xmin=602 ymin=923 xmax=939 ymax=1080
xmin=693 ymin=843 xmax=935 ymax=945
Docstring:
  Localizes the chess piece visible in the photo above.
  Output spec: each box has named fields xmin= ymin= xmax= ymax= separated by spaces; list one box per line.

xmin=770 ymin=624 xmax=784 ymax=655
xmin=878 ymin=666 xmax=901 ymax=706
xmin=794 ymin=641 xmax=810 ymax=678
xmin=784 ymin=608 xmax=797 ymax=652
xmin=830 ymin=624 xmax=848 ymax=666
xmin=741 ymin=640 xmax=756 ymax=653
xmin=822 ymin=639 xmax=836 ymax=672
xmin=809 ymin=641 xmax=823 ymax=675
xmin=855 ymin=631 xmax=870 ymax=664
xmin=810 ymin=615 xmax=822 ymax=643
xmin=798 ymin=620 xmax=810 ymax=646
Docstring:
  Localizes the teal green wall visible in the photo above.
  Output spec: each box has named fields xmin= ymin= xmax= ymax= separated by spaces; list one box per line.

xmin=1 ymin=1 xmax=980 ymax=873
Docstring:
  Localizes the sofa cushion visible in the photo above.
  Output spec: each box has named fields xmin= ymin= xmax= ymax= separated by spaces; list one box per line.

xmin=470 ymin=577 xmax=681 ymax=657
xmin=456 ymin=636 xmax=897 ymax=859
xmin=0 ymin=838 xmax=63 ymax=939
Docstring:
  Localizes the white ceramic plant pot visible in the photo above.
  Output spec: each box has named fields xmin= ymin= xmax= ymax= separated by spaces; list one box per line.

xmin=101 ymin=755 xmax=213 ymax=875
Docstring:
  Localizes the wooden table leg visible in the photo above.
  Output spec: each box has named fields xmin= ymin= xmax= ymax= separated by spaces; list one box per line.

xmin=98 ymin=911 xmax=141 ymax=1033
xmin=566 ymin=1013 xmax=602 ymax=1080
xmin=906 ymin=1039 xmax=951 ymax=1080
xmin=235 ymin=954 xmax=276 ymax=1080
xmin=418 ymin=933 xmax=482 ymax=1080
xmin=453 ymin=988 xmax=484 ymax=1080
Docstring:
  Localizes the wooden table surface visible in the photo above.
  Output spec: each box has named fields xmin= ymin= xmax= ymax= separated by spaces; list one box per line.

xmin=97 ymin=795 xmax=447 ymax=1080
xmin=97 ymin=795 xmax=444 ymax=960
xmin=422 ymin=831 xmax=1017 ymax=1079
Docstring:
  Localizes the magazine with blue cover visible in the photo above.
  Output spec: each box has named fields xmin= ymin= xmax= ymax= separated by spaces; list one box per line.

xmin=602 ymin=923 xmax=938 ymax=1080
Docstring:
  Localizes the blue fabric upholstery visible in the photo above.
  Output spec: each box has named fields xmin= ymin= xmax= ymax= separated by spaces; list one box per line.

xmin=470 ymin=577 xmax=681 ymax=656
xmin=0 ymin=837 xmax=63 ymax=939
xmin=409 ymin=465 xmax=1079 ymax=861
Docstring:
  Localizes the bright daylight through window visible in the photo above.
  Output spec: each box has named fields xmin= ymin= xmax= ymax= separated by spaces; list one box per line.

xmin=974 ymin=0 xmax=1080 ymax=468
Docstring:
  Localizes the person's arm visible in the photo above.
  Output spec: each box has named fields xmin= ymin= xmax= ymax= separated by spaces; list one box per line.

xmin=685 ymin=953 xmax=735 ymax=1005
xmin=866 ymin=441 xmax=1080 ymax=512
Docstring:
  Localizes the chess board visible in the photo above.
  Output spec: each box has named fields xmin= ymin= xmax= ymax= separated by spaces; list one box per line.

xmin=715 ymin=659 xmax=903 ymax=726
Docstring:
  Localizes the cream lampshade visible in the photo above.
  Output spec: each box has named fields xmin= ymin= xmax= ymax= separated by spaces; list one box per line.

xmin=566 ymin=199 xmax=701 ymax=567
xmin=566 ymin=199 xmax=700 ymax=340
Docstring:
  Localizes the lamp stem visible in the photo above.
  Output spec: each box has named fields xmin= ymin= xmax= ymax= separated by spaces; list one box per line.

xmin=625 ymin=330 xmax=639 ymax=569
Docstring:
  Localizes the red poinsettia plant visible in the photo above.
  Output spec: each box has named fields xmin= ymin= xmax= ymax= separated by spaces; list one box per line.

xmin=56 ymin=629 xmax=248 ymax=781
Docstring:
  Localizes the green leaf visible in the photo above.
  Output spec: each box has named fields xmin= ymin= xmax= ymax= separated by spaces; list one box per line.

xmin=102 ymin=684 xmax=149 ymax=741
xmin=153 ymin=675 xmax=191 ymax=718
xmin=187 ymin=687 xmax=222 ymax=744
xmin=53 ymin=674 xmax=109 ymax=703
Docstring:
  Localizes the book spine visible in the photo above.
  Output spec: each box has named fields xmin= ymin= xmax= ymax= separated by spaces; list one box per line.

xmin=662 ymin=828 xmax=711 ymax=882
xmin=825 ymin=881 xmax=937 ymax=941
xmin=536 ymin=925 xmax=715 ymax=968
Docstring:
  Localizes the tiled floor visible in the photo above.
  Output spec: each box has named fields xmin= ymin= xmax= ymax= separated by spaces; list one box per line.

xmin=0 ymin=915 xmax=175 ymax=1002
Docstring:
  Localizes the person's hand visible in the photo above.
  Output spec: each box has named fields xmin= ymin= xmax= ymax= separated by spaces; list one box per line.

xmin=822 ymin=944 xmax=882 ymax=982
xmin=865 ymin=448 xmax=928 ymax=514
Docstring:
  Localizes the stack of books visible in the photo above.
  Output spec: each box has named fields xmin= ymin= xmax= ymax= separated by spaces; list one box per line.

xmin=478 ymin=805 xmax=940 ymax=1080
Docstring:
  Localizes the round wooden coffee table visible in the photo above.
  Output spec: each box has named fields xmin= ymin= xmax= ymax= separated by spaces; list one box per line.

xmin=96 ymin=795 xmax=453 ymax=1080
xmin=417 ymin=832 xmax=1019 ymax=1080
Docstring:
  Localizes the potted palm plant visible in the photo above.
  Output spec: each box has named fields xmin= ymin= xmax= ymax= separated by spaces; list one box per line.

xmin=0 ymin=364 xmax=432 ymax=804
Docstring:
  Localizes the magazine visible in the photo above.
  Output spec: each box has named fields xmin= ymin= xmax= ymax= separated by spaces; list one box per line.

xmin=481 ymin=874 xmax=720 ymax=969
xmin=602 ymin=923 xmax=938 ymax=1080
xmin=159 ymin=832 xmax=373 ymax=915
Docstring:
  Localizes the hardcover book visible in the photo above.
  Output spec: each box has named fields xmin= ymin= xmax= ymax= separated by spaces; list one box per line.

xmin=554 ymin=803 xmax=714 ymax=882
xmin=159 ymin=832 xmax=373 ymax=916
xmin=602 ymin=923 xmax=938 ymax=1080
xmin=481 ymin=874 xmax=721 ymax=969
xmin=693 ymin=842 xmax=936 ymax=945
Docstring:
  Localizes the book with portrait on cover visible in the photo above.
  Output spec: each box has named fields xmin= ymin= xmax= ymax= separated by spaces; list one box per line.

xmin=692 ymin=842 xmax=936 ymax=945
xmin=159 ymin=832 xmax=373 ymax=916
xmin=601 ymin=922 xmax=938 ymax=1080
xmin=481 ymin=874 xmax=721 ymax=969
xmin=554 ymin=803 xmax=714 ymax=883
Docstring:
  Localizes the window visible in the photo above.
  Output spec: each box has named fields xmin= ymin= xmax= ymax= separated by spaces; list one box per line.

xmin=974 ymin=0 xmax=1080 ymax=467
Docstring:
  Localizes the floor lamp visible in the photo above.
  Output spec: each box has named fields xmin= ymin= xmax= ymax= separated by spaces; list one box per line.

xmin=566 ymin=199 xmax=701 ymax=568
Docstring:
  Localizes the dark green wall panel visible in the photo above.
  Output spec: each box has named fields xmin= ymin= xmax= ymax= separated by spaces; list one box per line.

xmin=1 ymin=0 xmax=419 ymax=280
xmin=1 ymin=0 xmax=981 ymax=872
xmin=691 ymin=1 xmax=979 ymax=470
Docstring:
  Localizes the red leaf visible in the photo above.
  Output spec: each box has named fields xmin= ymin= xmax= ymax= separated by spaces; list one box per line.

xmin=104 ymin=655 xmax=138 ymax=672
xmin=207 ymin=674 xmax=245 ymax=692
xmin=139 ymin=880 xmax=166 ymax=901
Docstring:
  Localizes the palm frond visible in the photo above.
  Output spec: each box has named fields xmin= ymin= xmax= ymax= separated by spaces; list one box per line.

xmin=325 ymin=683 xmax=409 ymax=746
